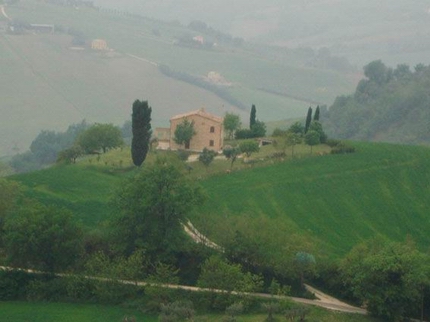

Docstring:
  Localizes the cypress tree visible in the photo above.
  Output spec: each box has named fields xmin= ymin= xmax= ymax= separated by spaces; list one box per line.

xmin=304 ymin=107 xmax=313 ymax=134
xmin=314 ymin=105 xmax=320 ymax=121
xmin=131 ymin=100 xmax=152 ymax=167
xmin=250 ymin=104 xmax=256 ymax=129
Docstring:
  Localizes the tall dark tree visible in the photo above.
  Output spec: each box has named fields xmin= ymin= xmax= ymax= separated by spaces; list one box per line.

xmin=304 ymin=107 xmax=313 ymax=134
xmin=250 ymin=104 xmax=256 ymax=129
xmin=313 ymin=105 xmax=320 ymax=121
xmin=131 ymin=100 xmax=152 ymax=167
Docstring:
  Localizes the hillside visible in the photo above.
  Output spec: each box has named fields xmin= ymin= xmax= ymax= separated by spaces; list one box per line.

xmin=9 ymin=141 xmax=430 ymax=260
xmin=0 ymin=0 xmax=356 ymax=156
xmin=323 ymin=61 xmax=430 ymax=144
xmin=189 ymin=142 xmax=430 ymax=258
xmin=94 ymin=0 xmax=430 ymax=67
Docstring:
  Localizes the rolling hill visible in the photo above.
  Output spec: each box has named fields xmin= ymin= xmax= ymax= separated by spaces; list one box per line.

xmin=0 ymin=0 xmax=357 ymax=157
xmin=8 ymin=141 xmax=430 ymax=259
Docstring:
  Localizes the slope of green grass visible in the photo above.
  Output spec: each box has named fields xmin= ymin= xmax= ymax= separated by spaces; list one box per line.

xmin=0 ymin=301 xmax=156 ymax=322
xmin=190 ymin=142 xmax=430 ymax=257
xmin=8 ymin=142 xmax=430 ymax=259
xmin=10 ymin=163 xmax=131 ymax=227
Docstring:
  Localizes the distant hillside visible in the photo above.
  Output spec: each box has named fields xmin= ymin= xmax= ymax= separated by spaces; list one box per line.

xmin=0 ymin=0 xmax=356 ymax=156
xmin=323 ymin=61 xmax=430 ymax=145
xmin=95 ymin=0 xmax=430 ymax=67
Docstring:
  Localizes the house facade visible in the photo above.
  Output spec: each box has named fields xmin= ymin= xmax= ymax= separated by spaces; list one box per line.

xmin=154 ymin=108 xmax=223 ymax=152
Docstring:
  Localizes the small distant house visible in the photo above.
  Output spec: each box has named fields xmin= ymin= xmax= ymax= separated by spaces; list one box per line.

xmin=192 ymin=35 xmax=204 ymax=45
xmin=91 ymin=39 xmax=108 ymax=50
xmin=154 ymin=108 xmax=224 ymax=152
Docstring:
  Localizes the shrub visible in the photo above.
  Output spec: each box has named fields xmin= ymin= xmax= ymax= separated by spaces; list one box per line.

xmin=235 ymin=129 xmax=253 ymax=140
xmin=331 ymin=143 xmax=356 ymax=154
xmin=325 ymin=139 xmax=342 ymax=147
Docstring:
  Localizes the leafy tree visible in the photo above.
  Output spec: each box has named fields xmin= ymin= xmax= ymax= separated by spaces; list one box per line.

xmin=174 ymin=119 xmax=196 ymax=149
xmin=234 ymin=128 xmax=252 ymax=140
xmin=223 ymin=112 xmax=241 ymax=140
xmin=250 ymin=120 xmax=266 ymax=138
xmin=249 ymin=104 xmax=256 ymax=129
xmin=223 ymin=146 xmax=241 ymax=169
xmin=309 ymin=121 xmax=327 ymax=143
xmin=341 ymin=239 xmax=430 ymax=321
xmin=285 ymin=132 xmax=301 ymax=157
xmin=77 ymin=123 xmax=123 ymax=153
xmin=29 ymin=130 xmax=64 ymax=165
xmin=198 ymin=148 xmax=217 ymax=171
xmin=304 ymin=130 xmax=320 ymax=154
xmin=364 ymin=60 xmax=391 ymax=85
xmin=111 ymin=159 xmax=204 ymax=260
xmin=3 ymin=203 xmax=83 ymax=272
xmin=288 ymin=122 xmax=304 ymax=136
xmin=131 ymin=100 xmax=152 ymax=167
xmin=197 ymin=255 xmax=262 ymax=293
xmin=313 ymin=105 xmax=320 ymax=121
xmin=304 ymin=107 xmax=313 ymax=134
xmin=57 ymin=145 xmax=83 ymax=164
xmin=238 ymin=140 xmax=259 ymax=157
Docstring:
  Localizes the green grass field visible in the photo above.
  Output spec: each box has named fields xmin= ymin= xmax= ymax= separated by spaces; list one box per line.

xmin=8 ymin=141 xmax=430 ymax=260
xmin=0 ymin=301 xmax=378 ymax=322
xmin=0 ymin=301 xmax=156 ymax=322
xmin=190 ymin=142 xmax=430 ymax=257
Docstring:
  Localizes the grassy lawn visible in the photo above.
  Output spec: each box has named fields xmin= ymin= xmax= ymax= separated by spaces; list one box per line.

xmin=0 ymin=301 xmax=156 ymax=322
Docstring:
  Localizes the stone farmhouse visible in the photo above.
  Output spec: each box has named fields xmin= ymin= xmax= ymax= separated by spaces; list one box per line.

xmin=155 ymin=108 xmax=224 ymax=152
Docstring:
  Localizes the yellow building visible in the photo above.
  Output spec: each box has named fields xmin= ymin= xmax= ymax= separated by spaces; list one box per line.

xmin=91 ymin=39 xmax=108 ymax=50
xmin=164 ymin=108 xmax=224 ymax=151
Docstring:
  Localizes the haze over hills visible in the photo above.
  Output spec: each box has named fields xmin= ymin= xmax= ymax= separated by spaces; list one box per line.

xmin=94 ymin=0 xmax=430 ymax=66
xmin=2 ymin=0 xmax=430 ymax=157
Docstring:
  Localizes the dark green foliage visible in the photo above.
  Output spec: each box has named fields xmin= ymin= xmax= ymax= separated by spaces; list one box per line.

xmin=341 ymin=239 xmax=430 ymax=321
xmin=235 ymin=129 xmax=253 ymax=139
xmin=304 ymin=107 xmax=312 ymax=134
xmin=313 ymin=105 xmax=320 ymax=121
xmin=250 ymin=104 xmax=256 ymax=129
xmin=131 ymin=100 xmax=152 ymax=167
xmin=308 ymin=121 xmax=327 ymax=143
xmin=288 ymin=122 xmax=304 ymax=136
xmin=326 ymin=62 xmax=430 ymax=144
xmin=78 ymin=123 xmax=123 ymax=153
xmin=110 ymin=159 xmax=204 ymax=260
xmin=197 ymin=255 xmax=263 ymax=293
xmin=238 ymin=140 xmax=259 ymax=157
xmin=199 ymin=148 xmax=217 ymax=170
xmin=174 ymin=119 xmax=196 ymax=149
xmin=3 ymin=203 xmax=84 ymax=272
xmin=223 ymin=146 xmax=241 ymax=169
xmin=251 ymin=120 xmax=266 ymax=138
xmin=10 ymin=120 xmax=88 ymax=172
xmin=57 ymin=145 xmax=83 ymax=164
xmin=330 ymin=143 xmax=356 ymax=154
xmin=304 ymin=131 xmax=320 ymax=154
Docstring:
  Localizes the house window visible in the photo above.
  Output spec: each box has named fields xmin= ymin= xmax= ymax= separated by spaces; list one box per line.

xmin=209 ymin=140 xmax=214 ymax=147
xmin=210 ymin=126 xmax=215 ymax=133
